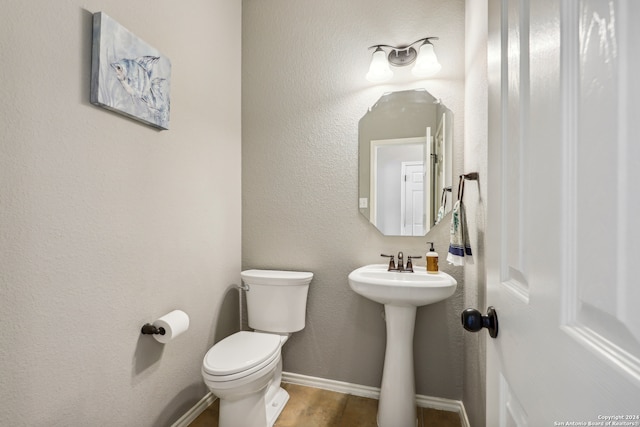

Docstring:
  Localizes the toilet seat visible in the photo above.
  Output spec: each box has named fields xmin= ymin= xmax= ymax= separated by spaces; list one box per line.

xmin=203 ymin=331 xmax=281 ymax=382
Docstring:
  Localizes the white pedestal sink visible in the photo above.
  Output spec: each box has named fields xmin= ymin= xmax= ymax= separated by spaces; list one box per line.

xmin=348 ymin=264 xmax=457 ymax=427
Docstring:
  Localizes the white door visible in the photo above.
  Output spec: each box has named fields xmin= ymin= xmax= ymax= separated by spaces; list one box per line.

xmin=400 ymin=161 xmax=425 ymax=236
xmin=486 ymin=0 xmax=640 ymax=425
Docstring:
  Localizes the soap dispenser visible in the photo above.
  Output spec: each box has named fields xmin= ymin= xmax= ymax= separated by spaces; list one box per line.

xmin=426 ymin=242 xmax=439 ymax=274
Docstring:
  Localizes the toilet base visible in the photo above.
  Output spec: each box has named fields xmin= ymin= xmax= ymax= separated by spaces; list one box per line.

xmin=217 ymin=386 xmax=289 ymax=427
xmin=266 ymin=387 xmax=289 ymax=427
xmin=218 ymin=385 xmax=268 ymax=427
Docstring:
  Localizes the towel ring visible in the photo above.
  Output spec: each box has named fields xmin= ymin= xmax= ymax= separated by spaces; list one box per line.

xmin=457 ymin=175 xmax=465 ymax=201
xmin=441 ymin=187 xmax=451 ymax=210
xmin=457 ymin=173 xmax=479 ymax=201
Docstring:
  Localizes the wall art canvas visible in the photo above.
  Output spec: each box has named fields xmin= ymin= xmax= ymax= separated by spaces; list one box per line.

xmin=91 ymin=12 xmax=171 ymax=130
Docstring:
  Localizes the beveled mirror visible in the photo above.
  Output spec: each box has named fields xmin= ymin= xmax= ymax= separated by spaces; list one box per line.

xmin=358 ymin=89 xmax=453 ymax=236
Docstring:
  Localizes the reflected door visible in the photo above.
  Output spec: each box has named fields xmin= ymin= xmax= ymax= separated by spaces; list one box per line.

xmin=371 ymin=137 xmax=425 ymax=235
xmin=400 ymin=162 xmax=425 ymax=236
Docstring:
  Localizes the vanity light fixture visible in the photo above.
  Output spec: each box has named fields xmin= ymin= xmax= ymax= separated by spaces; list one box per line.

xmin=365 ymin=37 xmax=441 ymax=83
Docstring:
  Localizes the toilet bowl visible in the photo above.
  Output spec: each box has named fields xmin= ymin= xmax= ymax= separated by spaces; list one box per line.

xmin=201 ymin=269 xmax=313 ymax=427
xmin=202 ymin=331 xmax=287 ymax=427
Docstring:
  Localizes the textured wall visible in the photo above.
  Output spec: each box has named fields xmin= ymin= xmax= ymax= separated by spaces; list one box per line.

xmin=463 ymin=1 xmax=489 ymax=426
xmin=242 ymin=0 xmax=466 ymax=399
xmin=0 ymin=1 xmax=241 ymax=425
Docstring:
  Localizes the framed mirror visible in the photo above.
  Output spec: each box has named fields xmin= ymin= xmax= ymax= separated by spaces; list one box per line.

xmin=358 ymin=89 xmax=453 ymax=236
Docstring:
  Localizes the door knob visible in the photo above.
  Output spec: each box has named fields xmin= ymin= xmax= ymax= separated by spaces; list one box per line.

xmin=461 ymin=306 xmax=498 ymax=338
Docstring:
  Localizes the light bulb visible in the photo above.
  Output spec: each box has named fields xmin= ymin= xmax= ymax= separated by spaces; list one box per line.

xmin=412 ymin=42 xmax=441 ymax=78
xmin=366 ymin=48 xmax=393 ymax=83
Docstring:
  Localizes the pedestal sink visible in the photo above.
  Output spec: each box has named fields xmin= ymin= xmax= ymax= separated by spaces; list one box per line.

xmin=348 ymin=264 xmax=457 ymax=427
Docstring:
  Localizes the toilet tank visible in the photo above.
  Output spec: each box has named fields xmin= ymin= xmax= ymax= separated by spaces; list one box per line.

xmin=240 ymin=269 xmax=313 ymax=333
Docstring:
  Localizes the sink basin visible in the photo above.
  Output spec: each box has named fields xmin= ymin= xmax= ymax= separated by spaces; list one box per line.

xmin=348 ymin=263 xmax=457 ymax=427
xmin=348 ymin=264 xmax=457 ymax=307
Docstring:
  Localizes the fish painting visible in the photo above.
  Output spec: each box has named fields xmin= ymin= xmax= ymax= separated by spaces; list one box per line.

xmin=110 ymin=56 xmax=170 ymax=125
xmin=91 ymin=12 xmax=171 ymax=130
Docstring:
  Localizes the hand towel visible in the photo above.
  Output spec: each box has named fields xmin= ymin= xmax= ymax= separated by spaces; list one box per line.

xmin=447 ymin=200 xmax=474 ymax=266
xmin=435 ymin=188 xmax=450 ymax=225
xmin=435 ymin=204 xmax=446 ymax=225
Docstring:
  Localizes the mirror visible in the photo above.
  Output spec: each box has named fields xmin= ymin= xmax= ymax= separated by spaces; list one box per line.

xmin=359 ymin=89 xmax=453 ymax=236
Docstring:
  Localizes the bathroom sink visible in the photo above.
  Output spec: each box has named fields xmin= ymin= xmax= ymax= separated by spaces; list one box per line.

xmin=348 ymin=264 xmax=457 ymax=307
xmin=347 ymin=263 xmax=457 ymax=427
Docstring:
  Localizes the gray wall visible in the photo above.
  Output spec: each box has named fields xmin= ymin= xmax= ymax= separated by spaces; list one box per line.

xmin=0 ymin=1 xmax=241 ymax=425
xmin=242 ymin=0 xmax=466 ymax=400
xmin=463 ymin=1 xmax=489 ymax=426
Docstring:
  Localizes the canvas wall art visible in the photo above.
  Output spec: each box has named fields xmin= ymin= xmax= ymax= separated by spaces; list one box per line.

xmin=91 ymin=12 xmax=171 ymax=130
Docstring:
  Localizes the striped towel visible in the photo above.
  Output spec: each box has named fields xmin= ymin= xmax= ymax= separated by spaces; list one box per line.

xmin=447 ymin=200 xmax=473 ymax=266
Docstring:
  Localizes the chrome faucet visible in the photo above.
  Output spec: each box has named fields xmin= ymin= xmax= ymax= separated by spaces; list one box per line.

xmin=380 ymin=252 xmax=422 ymax=272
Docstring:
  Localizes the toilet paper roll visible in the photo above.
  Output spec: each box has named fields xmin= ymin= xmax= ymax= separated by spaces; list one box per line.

xmin=152 ymin=310 xmax=190 ymax=343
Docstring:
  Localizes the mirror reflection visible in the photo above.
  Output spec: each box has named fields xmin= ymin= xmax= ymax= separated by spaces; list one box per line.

xmin=359 ymin=89 xmax=453 ymax=236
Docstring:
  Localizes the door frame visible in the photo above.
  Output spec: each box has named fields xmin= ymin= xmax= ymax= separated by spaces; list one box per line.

xmin=369 ymin=136 xmax=426 ymax=229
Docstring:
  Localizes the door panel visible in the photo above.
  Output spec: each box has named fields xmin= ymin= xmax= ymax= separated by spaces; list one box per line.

xmin=561 ymin=0 xmax=640 ymax=382
xmin=499 ymin=374 xmax=527 ymax=427
xmin=503 ymin=0 xmax=531 ymax=302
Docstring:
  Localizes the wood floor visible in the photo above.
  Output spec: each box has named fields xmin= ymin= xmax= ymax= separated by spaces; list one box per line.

xmin=189 ymin=383 xmax=462 ymax=427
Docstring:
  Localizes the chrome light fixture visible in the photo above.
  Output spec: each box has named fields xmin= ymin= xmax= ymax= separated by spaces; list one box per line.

xmin=365 ymin=37 xmax=440 ymax=83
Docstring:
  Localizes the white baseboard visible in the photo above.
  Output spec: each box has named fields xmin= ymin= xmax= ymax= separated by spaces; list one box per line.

xmin=458 ymin=402 xmax=471 ymax=427
xmin=282 ymin=371 xmax=470 ymax=426
xmin=282 ymin=371 xmax=381 ymax=399
xmin=170 ymin=392 xmax=216 ymax=427
xmin=173 ymin=373 xmax=470 ymax=427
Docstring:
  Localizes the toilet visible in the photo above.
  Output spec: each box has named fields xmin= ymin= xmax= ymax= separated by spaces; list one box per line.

xmin=201 ymin=269 xmax=313 ymax=427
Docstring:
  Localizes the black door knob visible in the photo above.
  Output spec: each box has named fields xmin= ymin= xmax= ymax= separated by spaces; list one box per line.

xmin=461 ymin=306 xmax=498 ymax=338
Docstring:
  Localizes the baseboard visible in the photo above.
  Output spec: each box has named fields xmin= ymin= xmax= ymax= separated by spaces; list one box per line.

xmin=282 ymin=371 xmax=381 ymax=399
xmin=170 ymin=392 xmax=216 ymax=427
xmin=173 ymin=373 xmax=470 ymax=427
xmin=282 ymin=371 xmax=470 ymax=425
xmin=458 ymin=401 xmax=471 ymax=427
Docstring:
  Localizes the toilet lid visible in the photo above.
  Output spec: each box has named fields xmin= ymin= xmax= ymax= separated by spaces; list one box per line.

xmin=202 ymin=331 xmax=281 ymax=376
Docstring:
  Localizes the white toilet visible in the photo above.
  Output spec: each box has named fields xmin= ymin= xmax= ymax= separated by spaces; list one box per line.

xmin=201 ymin=269 xmax=313 ymax=427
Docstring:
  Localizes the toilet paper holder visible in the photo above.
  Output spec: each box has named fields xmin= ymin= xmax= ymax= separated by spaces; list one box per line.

xmin=140 ymin=310 xmax=189 ymax=343
xmin=141 ymin=323 xmax=166 ymax=336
